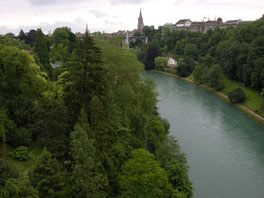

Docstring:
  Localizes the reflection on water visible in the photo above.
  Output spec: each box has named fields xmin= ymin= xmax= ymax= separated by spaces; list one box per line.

xmin=146 ymin=71 xmax=264 ymax=198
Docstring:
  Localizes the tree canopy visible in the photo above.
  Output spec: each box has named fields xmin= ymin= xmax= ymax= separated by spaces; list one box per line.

xmin=0 ymin=30 xmax=192 ymax=198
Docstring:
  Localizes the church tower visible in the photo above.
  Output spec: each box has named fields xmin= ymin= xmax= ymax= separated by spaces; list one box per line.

xmin=137 ymin=9 xmax=144 ymax=31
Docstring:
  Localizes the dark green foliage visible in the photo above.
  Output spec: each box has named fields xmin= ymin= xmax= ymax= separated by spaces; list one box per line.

xmin=0 ymin=44 xmax=47 ymax=146
xmin=161 ymin=118 xmax=170 ymax=134
xmin=1 ymin=172 xmax=39 ymax=198
xmin=5 ymin=32 xmax=15 ymax=38
xmin=0 ymin=35 xmax=30 ymax=49
xmin=8 ymin=146 xmax=32 ymax=161
xmin=228 ymin=88 xmax=246 ymax=103
xmin=215 ymin=19 xmax=264 ymax=90
xmin=165 ymin=160 xmax=192 ymax=198
xmin=201 ymin=53 xmax=215 ymax=67
xmin=30 ymin=98 xmax=71 ymax=160
xmin=135 ymin=48 xmax=147 ymax=63
xmin=118 ymin=149 xmax=172 ymax=198
xmin=184 ymin=43 xmax=198 ymax=60
xmin=144 ymin=45 xmax=161 ymax=70
xmin=176 ymin=57 xmax=194 ymax=77
xmin=50 ymin=43 xmax=69 ymax=62
xmin=0 ymin=45 xmax=46 ymax=104
xmin=70 ymin=110 xmax=109 ymax=198
xmin=50 ymin=27 xmax=76 ymax=64
xmin=61 ymin=33 xmax=107 ymax=121
xmin=0 ymin=109 xmax=16 ymax=144
xmin=25 ymin=30 xmax=36 ymax=46
xmin=207 ymin=64 xmax=225 ymax=90
xmin=146 ymin=119 xmax=167 ymax=153
xmin=89 ymin=96 xmax=109 ymax=152
xmin=155 ymin=56 xmax=168 ymax=71
xmin=196 ymin=64 xmax=225 ymax=91
xmin=155 ymin=136 xmax=193 ymax=198
xmin=7 ymin=95 xmax=35 ymax=130
xmin=18 ymin=30 xmax=26 ymax=41
xmin=143 ymin=26 xmax=159 ymax=42
xmin=0 ymin=159 xmax=18 ymax=188
xmin=193 ymin=65 xmax=204 ymax=83
xmin=174 ymin=40 xmax=185 ymax=56
xmin=52 ymin=27 xmax=76 ymax=53
xmin=34 ymin=29 xmax=51 ymax=74
xmin=0 ymin=33 xmax=192 ymax=198
xmin=30 ymin=148 xmax=66 ymax=198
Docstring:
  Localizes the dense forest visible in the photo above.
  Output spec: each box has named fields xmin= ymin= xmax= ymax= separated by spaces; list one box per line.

xmin=135 ymin=16 xmax=264 ymax=94
xmin=0 ymin=28 xmax=192 ymax=198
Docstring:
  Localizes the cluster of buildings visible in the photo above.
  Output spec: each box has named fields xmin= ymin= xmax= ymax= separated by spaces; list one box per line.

xmin=164 ymin=18 xmax=249 ymax=33
xmin=108 ymin=9 xmax=250 ymax=37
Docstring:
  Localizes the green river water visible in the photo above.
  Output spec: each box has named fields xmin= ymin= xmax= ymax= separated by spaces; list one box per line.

xmin=146 ymin=71 xmax=264 ymax=198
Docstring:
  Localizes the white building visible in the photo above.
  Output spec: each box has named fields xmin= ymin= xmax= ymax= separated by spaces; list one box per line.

xmin=175 ymin=19 xmax=192 ymax=27
xmin=167 ymin=57 xmax=177 ymax=68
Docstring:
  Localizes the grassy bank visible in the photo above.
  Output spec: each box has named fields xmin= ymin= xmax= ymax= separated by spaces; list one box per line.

xmin=151 ymin=70 xmax=264 ymax=125
xmin=0 ymin=143 xmax=41 ymax=173
xmin=222 ymin=77 xmax=264 ymax=116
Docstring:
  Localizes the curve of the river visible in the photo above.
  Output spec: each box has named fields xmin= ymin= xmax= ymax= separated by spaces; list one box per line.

xmin=146 ymin=71 xmax=264 ymax=198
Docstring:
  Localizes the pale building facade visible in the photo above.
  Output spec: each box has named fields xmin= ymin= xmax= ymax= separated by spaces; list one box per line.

xmin=165 ymin=17 xmax=246 ymax=33
xmin=167 ymin=57 xmax=177 ymax=67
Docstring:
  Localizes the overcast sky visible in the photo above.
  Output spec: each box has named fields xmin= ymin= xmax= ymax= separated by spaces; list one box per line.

xmin=0 ymin=0 xmax=263 ymax=35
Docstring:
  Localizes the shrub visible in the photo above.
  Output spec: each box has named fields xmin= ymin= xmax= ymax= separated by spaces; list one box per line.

xmin=9 ymin=146 xmax=32 ymax=161
xmin=228 ymin=88 xmax=246 ymax=103
xmin=176 ymin=57 xmax=194 ymax=77
xmin=207 ymin=64 xmax=225 ymax=91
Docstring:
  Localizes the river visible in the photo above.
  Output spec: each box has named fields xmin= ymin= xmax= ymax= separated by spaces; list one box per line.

xmin=146 ymin=71 xmax=264 ymax=198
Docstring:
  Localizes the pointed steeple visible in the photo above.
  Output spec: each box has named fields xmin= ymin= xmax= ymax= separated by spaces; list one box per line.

xmin=137 ymin=8 xmax=144 ymax=31
xmin=139 ymin=8 xmax=142 ymax=19
xmin=85 ymin=24 xmax=89 ymax=35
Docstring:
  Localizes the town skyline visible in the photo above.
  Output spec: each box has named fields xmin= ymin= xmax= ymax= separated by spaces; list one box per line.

xmin=1 ymin=0 xmax=263 ymax=35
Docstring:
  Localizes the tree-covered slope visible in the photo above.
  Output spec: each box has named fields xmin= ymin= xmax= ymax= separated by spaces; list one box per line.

xmin=0 ymin=32 xmax=192 ymax=198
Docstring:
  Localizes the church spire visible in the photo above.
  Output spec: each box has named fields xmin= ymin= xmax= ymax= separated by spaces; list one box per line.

xmin=85 ymin=23 xmax=89 ymax=35
xmin=137 ymin=8 xmax=144 ymax=31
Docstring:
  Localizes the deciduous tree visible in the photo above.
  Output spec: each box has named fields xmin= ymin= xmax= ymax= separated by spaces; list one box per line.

xmin=118 ymin=149 xmax=172 ymax=198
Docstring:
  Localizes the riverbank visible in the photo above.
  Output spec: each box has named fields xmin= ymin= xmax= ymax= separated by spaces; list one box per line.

xmin=151 ymin=70 xmax=264 ymax=126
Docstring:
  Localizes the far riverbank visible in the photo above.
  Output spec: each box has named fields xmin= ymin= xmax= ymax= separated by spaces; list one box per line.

xmin=151 ymin=70 xmax=264 ymax=126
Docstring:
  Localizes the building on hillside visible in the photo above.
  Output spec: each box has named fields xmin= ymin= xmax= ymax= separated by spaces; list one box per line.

xmin=189 ymin=22 xmax=204 ymax=32
xmin=51 ymin=61 xmax=62 ymax=68
xmin=204 ymin=18 xmax=223 ymax=32
xmin=175 ymin=19 xmax=192 ymax=30
xmin=76 ymin=32 xmax=83 ymax=38
xmin=164 ymin=17 xmax=247 ymax=33
xmin=221 ymin=20 xmax=242 ymax=29
xmin=138 ymin=9 xmax=144 ymax=31
xmin=166 ymin=57 xmax=177 ymax=72
xmin=168 ymin=57 xmax=177 ymax=67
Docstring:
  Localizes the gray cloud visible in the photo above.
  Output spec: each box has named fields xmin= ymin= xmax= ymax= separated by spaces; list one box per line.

xmin=104 ymin=20 xmax=122 ymax=25
xmin=110 ymin=0 xmax=146 ymax=5
xmin=27 ymin=0 xmax=86 ymax=6
xmin=0 ymin=20 xmax=87 ymax=35
xmin=89 ymin=9 xmax=108 ymax=18
xmin=28 ymin=0 xmax=146 ymax=6
xmin=104 ymin=20 xmax=115 ymax=25
xmin=0 ymin=26 xmax=11 ymax=34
